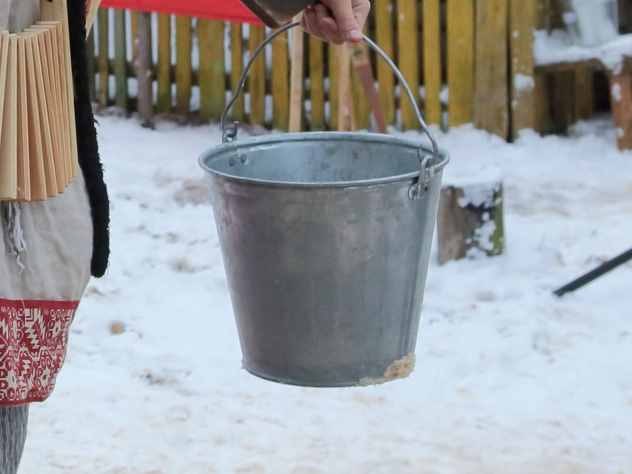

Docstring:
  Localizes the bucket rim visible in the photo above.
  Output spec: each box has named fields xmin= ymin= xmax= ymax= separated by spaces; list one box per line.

xmin=199 ymin=132 xmax=450 ymax=189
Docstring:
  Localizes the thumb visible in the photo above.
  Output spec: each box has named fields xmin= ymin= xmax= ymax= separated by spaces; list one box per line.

xmin=322 ymin=0 xmax=363 ymax=42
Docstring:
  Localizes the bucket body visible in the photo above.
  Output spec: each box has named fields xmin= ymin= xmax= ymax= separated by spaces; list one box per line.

xmin=201 ymin=133 xmax=447 ymax=387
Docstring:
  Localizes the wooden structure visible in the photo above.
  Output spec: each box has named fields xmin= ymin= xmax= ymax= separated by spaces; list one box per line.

xmin=90 ymin=1 xmax=632 ymax=146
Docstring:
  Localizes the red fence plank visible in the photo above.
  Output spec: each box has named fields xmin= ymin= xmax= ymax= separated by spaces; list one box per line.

xmin=100 ymin=0 xmax=261 ymax=23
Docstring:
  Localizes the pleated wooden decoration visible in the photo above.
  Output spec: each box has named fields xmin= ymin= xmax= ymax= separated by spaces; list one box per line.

xmin=0 ymin=0 xmax=79 ymax=201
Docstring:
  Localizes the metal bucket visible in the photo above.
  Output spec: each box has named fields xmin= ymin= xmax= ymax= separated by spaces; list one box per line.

xmin=200 ymin=24 xmax=449 ymax=387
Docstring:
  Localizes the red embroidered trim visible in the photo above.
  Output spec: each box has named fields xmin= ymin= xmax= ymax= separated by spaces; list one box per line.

xmin=0 ymin=299 xmax=79 ymax=405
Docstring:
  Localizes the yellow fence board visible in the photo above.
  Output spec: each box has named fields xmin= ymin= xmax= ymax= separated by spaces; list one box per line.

xmin=447 ymin=0 xmax=475 ymax=126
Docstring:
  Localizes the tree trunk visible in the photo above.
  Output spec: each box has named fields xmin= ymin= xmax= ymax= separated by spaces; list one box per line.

xmin=437 ymin=182 xmax=505 ymax=265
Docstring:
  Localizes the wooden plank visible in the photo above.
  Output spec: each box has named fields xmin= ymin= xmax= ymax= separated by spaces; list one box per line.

xmin=447 ymin=0 xmax=475 ymax=126
xmin=309 ymin=35 xmax=325 ymax=130
xmin=610 ymin=70 xmax=632 ymax=150
xmin=97 ymin=8 xmax=109 ymax=108
xmin=156 ymin=13 xmax=172 ymax=113
xmin=272 ymin=30 xmax=290 ymax=130
xmin=375 ymin=0 xmax=395 ymax=125
xmin=475 ymin=0 xmax=509 ymax=139
xmin=135 ymin=12 xmax=154 ymax=127
xmin=423 ymin=0 xmax=442 ymax=126
xmin=114 ymin=8 xmax=128 ymax=110
xmin=249 ymin=25 xmax=266 ymax=125
xmin=198 ymin=20 xmax=226 ymax=121
xmin=351 ymin=43 xmax=370 ymax=130
xmin=230 ymin=23 xmax=245 ymax=121
xmin=510 ymin=0 xmax=537 ymax=138
xmin=397 ymin=0 xmax=419 ymax=130
xmin=175 ymin=16 xmax=192 ymax=117
xmin=289 ymin=27 xmax=304 ymax=132
xmin=574 ymin=65 xmax=594 ymax=120
xmin=337 ymin=44 xmax=355 ymax=131
xmin=328 ymin=42 xmax=339 ymax=129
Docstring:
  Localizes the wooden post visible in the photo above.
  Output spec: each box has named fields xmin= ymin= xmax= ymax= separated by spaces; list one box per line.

xmin=230 ymin=23 xmax=245 ymax=122
xmin=198 ymin=20 xmax=226 ymax=121
xmin=351 ymin=42 xmax=371 ymax=130
xmin=423 ymin=0 xmax=442 ymax=126
xmin=114 ymin=8 xmax=127 ymax=111
xmin=289 ymin=24 xmax=304 ymax=132
xmin=97 ymin=8 xmax=109 ymax=108
xmin=134 ymin=12 xmax=153 ymax=128
xmin=272 ymin=30 xmax=290 ymax=130
xmin=447 ymin=0 xmax=475 ymax=127
xmin=475 ymin=0 xmax=509 ymax=139
xmin=337 ymin=44 xmax=355 ymax=131
xmin=156 ymin=13 xmax=171 ymax=114
xmin=438 ymin=182 xmax=505 ymax=265
xmin=249 ymin=25 xmax=266 ymax=126
xmin=309 ymin=36 xmax=325 ymax=130
xmin=397 ymin=0 xmax=419 ymax=130
xmin=510 ymin=0 xmax=537 ymax=138
xmin=610 ymin=62 xmax=632 ymax=150
xmin=375 ymin=0 xmax=395 ymax=125
xmin=175 ymin=16 xmax=192 ymax=118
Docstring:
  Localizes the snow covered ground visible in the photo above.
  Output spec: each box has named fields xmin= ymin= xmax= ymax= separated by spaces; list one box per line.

xmin=19 ymin=116 xmax=632 ymax=473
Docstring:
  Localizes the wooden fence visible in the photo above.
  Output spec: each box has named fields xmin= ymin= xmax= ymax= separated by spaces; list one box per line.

xmin=89 ymin=0 xmax=545 ymax=138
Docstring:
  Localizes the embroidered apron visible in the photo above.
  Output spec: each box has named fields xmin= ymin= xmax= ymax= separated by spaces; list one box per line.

xmin=0 ymin=0 xmax=93 ymax=406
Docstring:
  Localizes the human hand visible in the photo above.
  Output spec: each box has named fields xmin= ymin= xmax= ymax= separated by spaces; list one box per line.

xmin=302 ymin=0 xmax=371 ymax=44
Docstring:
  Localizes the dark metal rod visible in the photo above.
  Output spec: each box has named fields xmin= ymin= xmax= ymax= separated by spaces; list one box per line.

xmin=554 ymin=247 xmax=632 ymax=297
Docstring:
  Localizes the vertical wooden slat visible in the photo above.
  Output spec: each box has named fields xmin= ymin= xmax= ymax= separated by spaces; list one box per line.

xmin=97 ymin=8 xmax=109 ymax=108
xmin=130 ymin=11 xmax=138 ymax=52
xmin=337 ymin=44 xmax=355 ymax=131
xmin=510 ymin=0 xmax=537 ymax=138
xmin=309 ymin=35 xmax=325 ymax=130
xmin=135 ymin=12 xmax=154 ymax=126
xmin=198 ymin=20 xmax=226 ymax=121
xmin=87 ymin=29 xmax=96 ymax=103
xmin=375 ymin=0 xmax=395 ymax=124
xmin=175 ymin=16 xmax=192 ymax=117
xmin=423 ymin=0 xmax=442 ymax=126
xmin=289 ymin=28 xmax=305 ymax=132
xmin=249 ymin=25 xmax=266 ymax=125
xmin=475 ymin=0 xmax=509 ymax=138
xmin=156 ymin=13 xmax=171 ymax=113
xmin=114 ymin=8 xmax=128 ymax=110
xmin=230 ymin=23 xmax=245 ymax=121
xmin=352 ymin=42 xmax=386 ymax=132
xmin=397 ymin=0 xmax=419 ymax=130
xmin=447 ymin=0 xmax=475 ymax=126
xmin=328 ymin=43 xmax=339 ymax=129
xmin=574 ymin=66 xmax=594 ymax=120
xmin=272 ymin=31 xmax=290 ymax=130
xmin=351 ymin=43 xmax=371 ymax=130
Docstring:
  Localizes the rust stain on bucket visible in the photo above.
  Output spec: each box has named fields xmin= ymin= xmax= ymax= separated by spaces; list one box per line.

xmin=357 ymin=353 xmax=416 ymax=386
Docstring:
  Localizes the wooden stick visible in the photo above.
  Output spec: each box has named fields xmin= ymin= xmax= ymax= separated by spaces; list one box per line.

xmin=289 ymin=20 xmax=304 ymax=132
xmin=336 ymin=43 xmax=354 ymax=131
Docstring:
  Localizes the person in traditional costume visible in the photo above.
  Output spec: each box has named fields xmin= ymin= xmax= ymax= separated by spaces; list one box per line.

xmin=0 ymin=0 xmax=367 ymax=471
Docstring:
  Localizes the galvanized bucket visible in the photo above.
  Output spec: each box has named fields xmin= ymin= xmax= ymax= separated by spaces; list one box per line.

xmin=200 ymin=23 xmax=449 ymax=387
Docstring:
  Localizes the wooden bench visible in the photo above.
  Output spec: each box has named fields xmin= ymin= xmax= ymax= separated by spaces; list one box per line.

xmin=534 ymin=33 xmax=632 ymax=150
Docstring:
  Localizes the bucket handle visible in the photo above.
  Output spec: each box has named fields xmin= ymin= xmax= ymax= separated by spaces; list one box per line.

xmin=220 ymin=22 xmax=440 ymax=198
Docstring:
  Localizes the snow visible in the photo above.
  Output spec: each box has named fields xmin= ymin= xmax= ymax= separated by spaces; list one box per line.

xmin=20 ymin=117 xmax=632 ymax=473
xmin=534 ymin=30 xmax=632 ymax=71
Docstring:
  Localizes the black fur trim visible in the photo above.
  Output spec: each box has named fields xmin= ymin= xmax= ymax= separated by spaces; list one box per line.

xmin=67 ymin=0 xmax=110 ymax=277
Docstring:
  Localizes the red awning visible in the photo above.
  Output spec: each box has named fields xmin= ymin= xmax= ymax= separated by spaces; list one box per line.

xmin=99 ymin=0 xmax=261 ymax=24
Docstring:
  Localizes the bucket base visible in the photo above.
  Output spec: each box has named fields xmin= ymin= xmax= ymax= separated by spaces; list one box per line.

xmin=243 ymin=353 xmax=416 ymax=388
